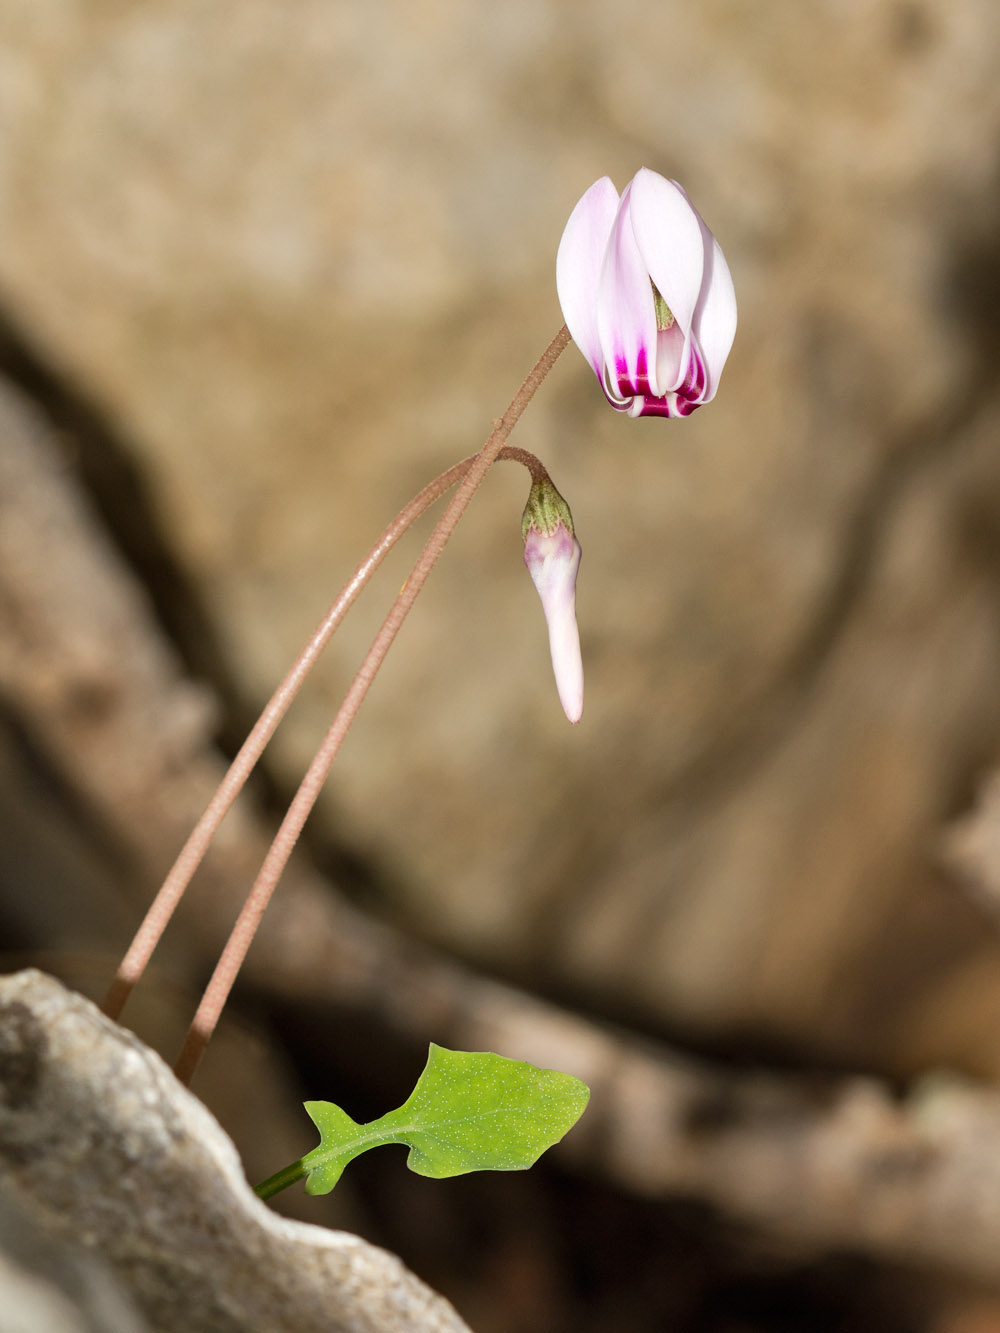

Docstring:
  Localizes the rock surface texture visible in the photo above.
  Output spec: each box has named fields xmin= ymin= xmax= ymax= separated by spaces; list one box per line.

xmin=0 ymin=970 xmax=472 ymax=1333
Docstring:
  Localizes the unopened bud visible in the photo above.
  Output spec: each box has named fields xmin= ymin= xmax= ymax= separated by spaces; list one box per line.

xmin=522 ymin=478 xmax=583 ymax=724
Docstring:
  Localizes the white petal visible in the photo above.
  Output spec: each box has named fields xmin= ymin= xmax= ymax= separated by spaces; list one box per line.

xmin=524 ymin=527 xmax=584 ymax=724
xmin=654 ymin=321 xmax=688 ymax=399
xmin=626 ymin=169 xmax=706 ymax=337
xmin=548 ymin=594 xmax=584 ymax=723
xmin=597 ymin=182 xmax=660 ymax=398
xmin=556 ymin=177 xmax=620 ymax=382
xmin=690 ymin=233 xmax=737 ymax=402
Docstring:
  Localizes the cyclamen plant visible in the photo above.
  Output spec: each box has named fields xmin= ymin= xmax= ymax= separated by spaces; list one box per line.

xmin=101 ymin=168 xmax=735 ymax=1197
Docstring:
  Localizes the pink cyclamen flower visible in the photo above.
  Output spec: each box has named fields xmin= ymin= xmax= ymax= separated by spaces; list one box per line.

xmin=556 ymin=168 xmax=736 ymax=418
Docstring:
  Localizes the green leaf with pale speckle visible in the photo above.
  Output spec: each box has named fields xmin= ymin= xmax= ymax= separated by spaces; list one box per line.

xmin=299 ymin=1044 xmax=589 ymax=1194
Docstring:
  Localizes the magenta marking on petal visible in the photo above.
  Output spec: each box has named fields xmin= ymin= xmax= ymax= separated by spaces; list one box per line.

xmin=600 ymin=379 xmax=632 ymax=412
xmin=677 ymin=346 xmax=708 ymax=403
xmin=617 ymin=345 xmax=656 ymax=398
xmin=635 ymin=396 xmax=674 ymax=418
xmin=601 ymin=365 xmax=634 ymax=411
xmin=634 ymin=345 xmax=654 ymax=396
xmin=692 ymin=349 xmax=707 ymax=395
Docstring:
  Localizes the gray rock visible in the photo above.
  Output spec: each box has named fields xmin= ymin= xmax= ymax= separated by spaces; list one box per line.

xmin=0 ymin=970 xmax=471 ymax=1333
xmin=0 ymin=1195 xmax=146 ymax=1333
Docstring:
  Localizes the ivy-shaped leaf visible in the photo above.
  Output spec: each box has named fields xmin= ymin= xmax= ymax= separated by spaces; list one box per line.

xmin=255 ymin=1045 xmax=589 ymax=1198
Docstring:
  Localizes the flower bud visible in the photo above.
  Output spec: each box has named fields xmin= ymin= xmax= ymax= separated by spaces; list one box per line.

xmin=522 ymin=478 xmax=583 ymax=724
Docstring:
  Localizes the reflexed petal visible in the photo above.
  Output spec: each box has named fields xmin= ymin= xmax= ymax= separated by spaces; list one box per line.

xmin=653 ymin=321 xmax=688 ymax=399
xmin=556 ymin=177 xmax=620 ymax=382
xmin=676 ymin=343 xmax=707 ymax=402
xmin=597 ymin=182 xmax=659 ymax=398
xmin=627 ymin=170 xmax=706 ymax=337
xmin=690 ymin=233 xmax=737 ymax=402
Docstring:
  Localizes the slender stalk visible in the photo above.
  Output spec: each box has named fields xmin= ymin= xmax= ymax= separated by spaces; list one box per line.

xmin=173 ymin=325 xmax=570 ymax=1085
xmin=496 ymin=444 xmax=552 ymax=484
xmin=102 ymin=457 xmax=474 ymax=1021
xmin=104 ymin=449 xmax=549 ymax=1024
xmin=253 ymin=1158 xmax=308 ymax=1201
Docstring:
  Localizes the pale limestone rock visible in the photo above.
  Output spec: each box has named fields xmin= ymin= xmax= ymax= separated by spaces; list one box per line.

xmin=0 ymin=970 xmax=471 ymax=1333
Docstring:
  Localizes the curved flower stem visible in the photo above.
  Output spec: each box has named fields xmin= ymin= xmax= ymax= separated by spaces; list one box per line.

xmin=102 ymin=457 xmax=473 ymax=1022
xmin=103 ymin=447 xmax=551 ymax=1025
xmin=103 ymin=447 xmax=548 ymax=1023
xmin=173 ymin=325 xmax=570 ymax=1085
xmin=495 ymin=444 xmax=552 ymax=484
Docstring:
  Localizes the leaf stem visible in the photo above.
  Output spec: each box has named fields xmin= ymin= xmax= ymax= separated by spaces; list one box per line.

xmin=172 ymin=325 xmax=570 ymax=1085
xmin=253 ymin=1158 xmax=308 ymax=1201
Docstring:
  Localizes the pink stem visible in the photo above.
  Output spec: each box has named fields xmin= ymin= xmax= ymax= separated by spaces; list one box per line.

xmin=102 ymin=456 xmax=475 ymax=1021
xmin=173 ymin=325 xmax=570 ymax=1084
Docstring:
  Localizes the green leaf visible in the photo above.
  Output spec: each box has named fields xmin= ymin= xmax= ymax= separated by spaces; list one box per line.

xmin=381 ymin=1044 xmax=590 ymax=1177
xmin=298 ymin=1044 xmax=589 ymax=1195
xmin=301 ymin=1101 xmax=368 ymax=1194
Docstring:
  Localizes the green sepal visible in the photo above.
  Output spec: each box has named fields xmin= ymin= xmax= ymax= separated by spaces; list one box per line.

xmin=521 ymin=478 xmax=575 ymax=541
xmin=651 ymin=280 xmax=675 ymax=330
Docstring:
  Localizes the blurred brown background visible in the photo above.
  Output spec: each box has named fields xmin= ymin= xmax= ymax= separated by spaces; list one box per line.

xmin=4 ymin=1 xmax=1000 ymax=1329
